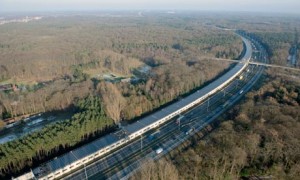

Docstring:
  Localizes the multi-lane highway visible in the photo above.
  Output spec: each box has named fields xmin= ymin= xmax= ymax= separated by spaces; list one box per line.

xmin=57 ymin=33 xmax=265 ymax=180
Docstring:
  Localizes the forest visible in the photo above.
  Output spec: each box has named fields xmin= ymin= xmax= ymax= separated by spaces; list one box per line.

xmin=0 ymin=14 xmax=242 ymax=123
xmin=0 ymin=95 xmax=115 ymax=176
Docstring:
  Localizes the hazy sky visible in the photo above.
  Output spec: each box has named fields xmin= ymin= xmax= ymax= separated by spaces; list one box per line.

xmin=0 ymin=0 xmax=299 ymax=14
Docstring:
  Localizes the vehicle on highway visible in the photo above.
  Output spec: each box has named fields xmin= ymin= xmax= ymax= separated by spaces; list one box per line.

xmin=239 ymin=90 xmax=244 ymax=94
xmin=222 ymin=101 xmax=229 ymax=108
xmin=176 ymin=115 xmax=184 ymax=124
xmin=148 ymin=131 xmax=160 ymax=141
xmin=185 ymin=128 xmax=194 ymax=135
xmin=155 ymin=147 xmax=163 ymax=154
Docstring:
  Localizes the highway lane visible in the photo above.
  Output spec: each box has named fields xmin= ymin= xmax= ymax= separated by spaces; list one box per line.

xmin=64 ymin=63 xmax=261 ymax=180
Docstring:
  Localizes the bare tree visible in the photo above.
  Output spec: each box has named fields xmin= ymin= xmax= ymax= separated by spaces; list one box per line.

xmin=97 ymin=82 xmax=126 ymax=124
xmin=131 ymin=159 xmax=179 ymax=180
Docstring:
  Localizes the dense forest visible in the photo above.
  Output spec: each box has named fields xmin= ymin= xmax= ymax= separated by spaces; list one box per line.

xmin=252 ymin=32 xmax=294 ymax=65
xmin=0 ymin=95 xmax=115 ymax=176
xmin=0 ymin=15 xmax=242 ymax=82
xmin=0 ymin=14 xmax=243 ymax=123
xmin=133 ymin=69 xmax=300 ymax=180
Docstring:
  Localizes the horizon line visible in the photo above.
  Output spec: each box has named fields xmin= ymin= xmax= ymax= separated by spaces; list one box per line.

xmin=0 ymin=9 xmax=299 ymax=16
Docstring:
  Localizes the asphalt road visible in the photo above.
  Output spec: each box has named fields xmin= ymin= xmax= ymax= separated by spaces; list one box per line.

xmin=62 ymin=36 xmax=266 ymax=180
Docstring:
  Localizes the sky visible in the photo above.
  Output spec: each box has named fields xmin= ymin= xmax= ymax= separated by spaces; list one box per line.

xmin=0 ymin=0 xmax=299 ymax=14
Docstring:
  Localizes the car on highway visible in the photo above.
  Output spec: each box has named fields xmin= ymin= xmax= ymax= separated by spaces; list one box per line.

xmin=222 ymin=101 xmax=230 ymax=108
xmin=155 ymin=147 xmax=163 ymax=154
xmin=176 ymin=115 xmax=184 ymax=124
xmin=185 ymin=128 xmax=194 ymax=135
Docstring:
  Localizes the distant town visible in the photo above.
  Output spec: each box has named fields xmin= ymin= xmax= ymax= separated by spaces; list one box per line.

xmin=0 ymin=16 xmax=42 ymax=25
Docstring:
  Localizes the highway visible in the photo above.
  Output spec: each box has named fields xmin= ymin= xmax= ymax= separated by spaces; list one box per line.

xmin=59 ymin=33 xmax=265 ymax=180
